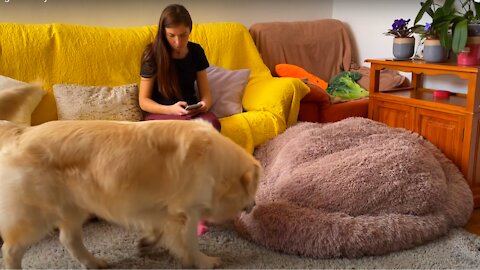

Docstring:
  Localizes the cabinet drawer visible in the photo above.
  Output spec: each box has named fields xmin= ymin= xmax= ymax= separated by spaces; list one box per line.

xmin=416 ymin=108 xmax=465 ymax=165
xmin=371 ymin=100 xmax=414 ymax=130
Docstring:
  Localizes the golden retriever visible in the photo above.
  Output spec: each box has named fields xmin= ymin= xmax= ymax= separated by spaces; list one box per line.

xmin=0 ymin=119 xmax=260 ymax=269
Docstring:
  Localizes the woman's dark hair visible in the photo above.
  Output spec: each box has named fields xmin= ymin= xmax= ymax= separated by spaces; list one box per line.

xmin=142 ymin=4 xmax=192 ymax=100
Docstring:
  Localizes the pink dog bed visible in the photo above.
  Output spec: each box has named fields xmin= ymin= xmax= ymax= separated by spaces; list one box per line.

xmin=234 ymin=117 xmax=473 ymax=258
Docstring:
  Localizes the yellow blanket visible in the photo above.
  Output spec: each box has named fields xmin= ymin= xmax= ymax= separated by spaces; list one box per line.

xmin=0 ymin=22 xmax=308 ymax=153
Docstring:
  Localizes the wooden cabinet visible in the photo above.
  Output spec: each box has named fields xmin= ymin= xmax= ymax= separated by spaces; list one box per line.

xmin=366 ymin=59 xmax=480 ymax=207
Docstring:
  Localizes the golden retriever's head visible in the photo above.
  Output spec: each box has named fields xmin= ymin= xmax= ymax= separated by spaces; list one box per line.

xmin=207 ymin=159 xmax=261 ymax=223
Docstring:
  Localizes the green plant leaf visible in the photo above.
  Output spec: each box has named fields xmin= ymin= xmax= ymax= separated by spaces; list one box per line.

xmin=452 ymin=15 xmax=466 ymax=24
xmin=452 ymin=19 xmax=468 ymax=53
xmin=475 ymin=3 xmax=480 ymax=20
xmin=436 ymin=0 xmax=455 ymax=19
xmin=434 ymin=6 xmax=447 ymax=19
xmin=436 ymin=21 xmax=452 ymax=48
xmin=415 ymin=0 xmax=434 ymax=25
xmin=464 ymin=10 xmax=474 ymax=21
xmin=443 ymin=0 xmax=455 ymax=11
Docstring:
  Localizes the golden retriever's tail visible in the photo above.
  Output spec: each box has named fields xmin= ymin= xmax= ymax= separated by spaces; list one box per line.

xmin=0 ymin=120 xmax=24 ymax=148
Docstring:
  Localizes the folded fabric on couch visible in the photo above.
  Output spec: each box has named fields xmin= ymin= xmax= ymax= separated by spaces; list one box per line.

xmin=0 ymin=76 xmax=46 ymax=126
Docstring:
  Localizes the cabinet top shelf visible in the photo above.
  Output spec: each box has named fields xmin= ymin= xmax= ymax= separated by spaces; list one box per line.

xmin=365 ymin=59 xmax=479 ymax=73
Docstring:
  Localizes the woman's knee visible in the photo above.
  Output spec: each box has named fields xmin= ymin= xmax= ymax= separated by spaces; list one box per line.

xmin=196 ymin=112 xmax=221 ymax=132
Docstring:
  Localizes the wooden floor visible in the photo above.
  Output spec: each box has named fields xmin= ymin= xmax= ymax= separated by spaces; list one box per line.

xmin=465 ymin=208 xmax=480 ymax=235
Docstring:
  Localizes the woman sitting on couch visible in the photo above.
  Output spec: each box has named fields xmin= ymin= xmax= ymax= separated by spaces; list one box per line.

xmin=139 ymin=4 xmax=221 ymax=131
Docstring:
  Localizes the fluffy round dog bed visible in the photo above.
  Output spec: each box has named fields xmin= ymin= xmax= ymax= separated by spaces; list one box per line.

xmin=234 ymin=117 xmax=473 ymax=258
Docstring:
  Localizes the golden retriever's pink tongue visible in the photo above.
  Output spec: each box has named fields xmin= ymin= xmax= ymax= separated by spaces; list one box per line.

xmin=197 ymin=221 xmax=208 ymax=236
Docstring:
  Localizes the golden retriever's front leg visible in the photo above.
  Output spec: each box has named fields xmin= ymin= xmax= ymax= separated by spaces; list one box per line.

xmin=164 ymin=212 xmax=221 ymax=269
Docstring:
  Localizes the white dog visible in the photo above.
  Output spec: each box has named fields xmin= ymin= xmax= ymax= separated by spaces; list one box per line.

xmin=0 ymin=119 xmax=260 ymax=269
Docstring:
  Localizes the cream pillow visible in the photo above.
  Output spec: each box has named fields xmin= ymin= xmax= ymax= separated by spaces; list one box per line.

xmin=0 ymin=76 xmax=46 ymax=126
xmin=53 ymin=83 xmax=143 ymax=121
xmin=202 ymin=65 xmax=251 ymax=118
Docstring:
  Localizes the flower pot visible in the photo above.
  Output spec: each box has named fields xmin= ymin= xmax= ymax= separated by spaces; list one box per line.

xmin=423 ymin=39 xmax=446 ymax=63
xmin=457 ymin=36 xmax=480 ymax=66
xmin=392 ymin=37 xmax=415 ymax=60
xmin=468 ymin=23 xmax=480 ymax=37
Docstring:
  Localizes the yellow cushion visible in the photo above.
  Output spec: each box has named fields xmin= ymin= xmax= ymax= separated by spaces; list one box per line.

xmin=0 ymin=22 xmax=309 ymax=153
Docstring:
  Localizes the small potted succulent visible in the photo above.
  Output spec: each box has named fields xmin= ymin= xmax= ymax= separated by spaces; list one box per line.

xmin=384 ymin=18 xmax=421 ymax=60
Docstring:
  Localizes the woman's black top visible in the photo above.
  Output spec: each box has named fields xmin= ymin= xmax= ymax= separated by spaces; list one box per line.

xmin=140 ymin=42 xmax=209 ymax=105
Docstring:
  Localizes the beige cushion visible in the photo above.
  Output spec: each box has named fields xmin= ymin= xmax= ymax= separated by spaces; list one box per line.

xmin=204 ymin=65 xmax=251 ymax=118
xmin=0 ymin=76 xmax=46 ymax=126
xmin=53 ymin=83 xmax=143 ymax=121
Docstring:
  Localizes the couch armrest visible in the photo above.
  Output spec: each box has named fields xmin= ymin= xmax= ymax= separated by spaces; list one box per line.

xmin=242 ymin=77 xmax=309 ymax=127
xmin=219 ymin=113 xmax=255 ymax=153
xmin=301 ymin=82 xmax=331 ymax=108
xmin=220 ymin=110 xmax=284 ymax=154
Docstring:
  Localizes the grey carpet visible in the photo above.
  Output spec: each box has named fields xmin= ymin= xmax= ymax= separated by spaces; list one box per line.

xmin=7 ymin=220 xmax=480 ymax=269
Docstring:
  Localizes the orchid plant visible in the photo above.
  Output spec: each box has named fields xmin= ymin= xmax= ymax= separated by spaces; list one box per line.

xmin=414 ymin=0 xmax=480 ymax=54
xmin=384 ymin=18 xmax=421 ymax=38
xmin=416 ymin=22 xmax=438 ymax=39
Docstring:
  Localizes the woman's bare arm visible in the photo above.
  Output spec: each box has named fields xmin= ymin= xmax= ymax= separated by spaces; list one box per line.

xmin=139 ymin=77 xmax=187 ymax=115
xmin=195 ymin=69 xmax=212 ymax=112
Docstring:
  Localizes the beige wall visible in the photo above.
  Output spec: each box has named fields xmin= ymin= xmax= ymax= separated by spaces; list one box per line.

xmin=333 ymin=0 xmax=426 ymax=64
xmin=0 ymin=0 xmax=332 ymax=27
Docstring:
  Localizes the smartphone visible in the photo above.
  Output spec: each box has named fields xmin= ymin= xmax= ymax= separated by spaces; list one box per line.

xmin=185 ymin=103 xmax=202 ymax=110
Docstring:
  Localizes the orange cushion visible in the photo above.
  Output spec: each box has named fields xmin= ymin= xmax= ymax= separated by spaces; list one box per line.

xmin=275 ymin=64 xmax=329 ymax=90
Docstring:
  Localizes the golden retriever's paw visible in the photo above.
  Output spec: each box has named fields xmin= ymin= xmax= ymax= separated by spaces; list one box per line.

xmin=85 ymin=257 xmax=109 ymax=269
xmin=138 ymin=230 xmax=163 ymax=255
xmin=194 ymin=254 xmax=222 ymax=269
xmin=138 ymin=236 xmax=159 ymax=255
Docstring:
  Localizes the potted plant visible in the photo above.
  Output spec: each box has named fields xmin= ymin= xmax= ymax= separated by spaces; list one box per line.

xmin=415 ymin=22 xmax=448 ymax=62
xmin=460 ymin=0 xmax=480 ymax=35
xmin=414 ymin=0 xmax=480 ymax=55
xmin=384 ymin=18 xmax=421 ymax=59
xmin=458 ymin=0 xmax=480 ymax=65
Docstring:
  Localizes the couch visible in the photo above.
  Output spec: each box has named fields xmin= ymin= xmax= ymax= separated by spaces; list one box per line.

xmin=249 ymin=19 xmax=407 ymax=123
xmin=0 ymin=22 xmax=309 ymax=154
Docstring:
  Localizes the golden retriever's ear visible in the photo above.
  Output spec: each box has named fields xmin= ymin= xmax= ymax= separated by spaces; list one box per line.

xmin=240 ymin=162 xmax=261 ymax=196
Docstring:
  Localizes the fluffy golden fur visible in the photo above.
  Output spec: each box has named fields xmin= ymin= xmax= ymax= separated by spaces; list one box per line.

xmin=0 ymin=119 xmax=260 ymax=269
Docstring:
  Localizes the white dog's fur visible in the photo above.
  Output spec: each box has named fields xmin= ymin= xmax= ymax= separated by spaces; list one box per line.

xmin=0 ymin=119 xmax=260 ymax=269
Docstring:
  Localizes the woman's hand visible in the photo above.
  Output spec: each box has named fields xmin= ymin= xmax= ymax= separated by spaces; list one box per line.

xmin=169 ymin=101 xmax=189 ymax=115
xmin=186 ymin=101 xmax=207 ymax=116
